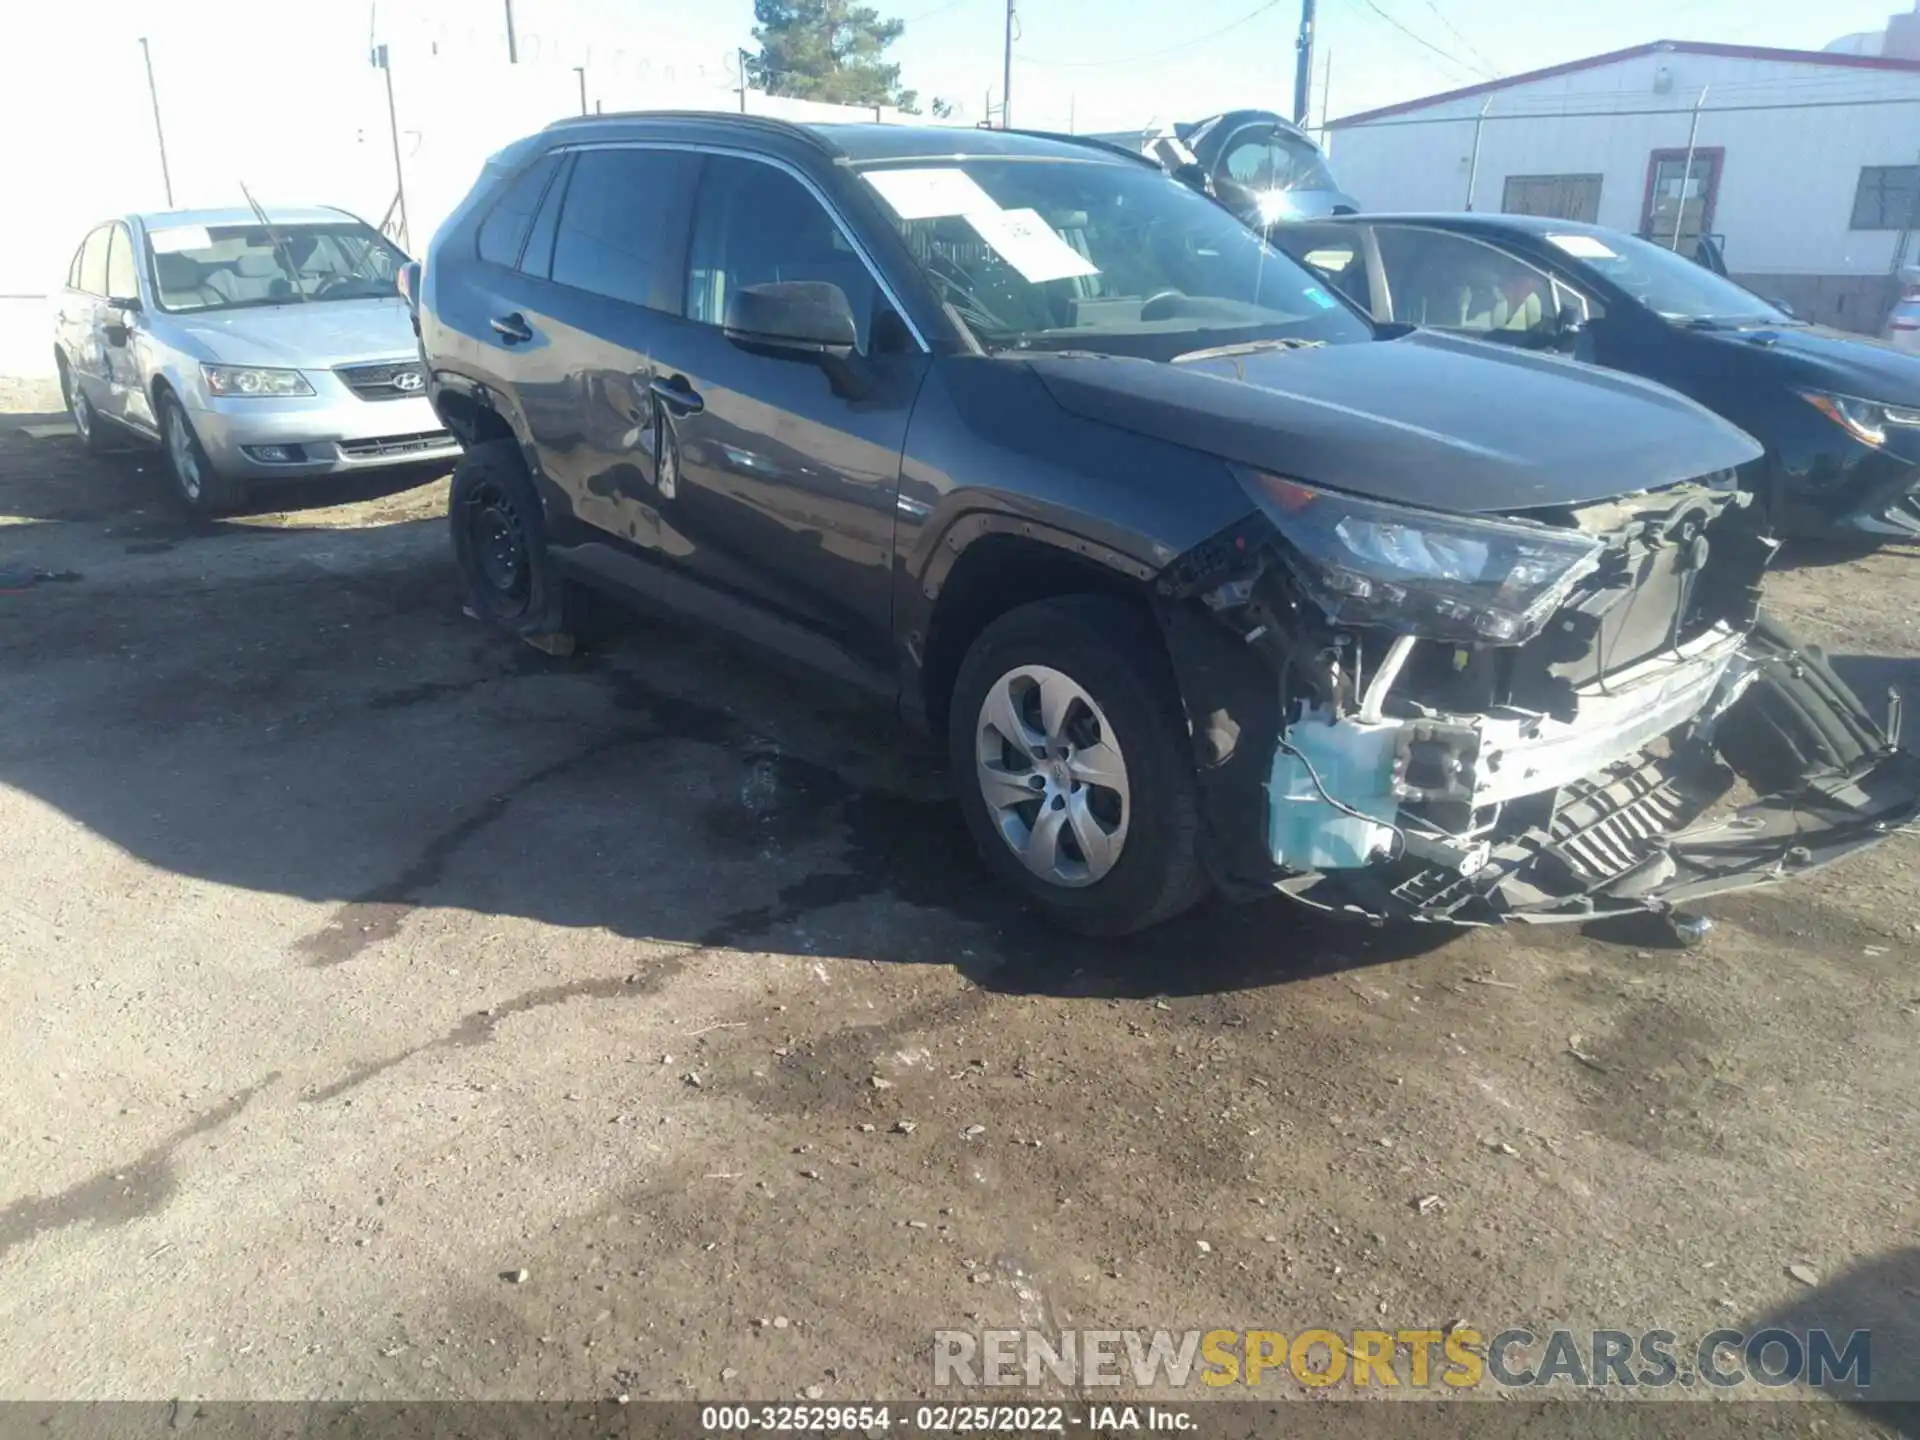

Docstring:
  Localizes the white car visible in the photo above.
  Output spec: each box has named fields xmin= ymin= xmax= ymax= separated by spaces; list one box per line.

xmin=1884 ymin=272 xmax=1920 ymax=353
xmin=53 ymin=206 xmax=460 ymax=512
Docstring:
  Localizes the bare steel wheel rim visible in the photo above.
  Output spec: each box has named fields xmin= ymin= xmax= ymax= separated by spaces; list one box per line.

xmin=166 ymin=405 xmax=202 ymax=500
xmin=975 ymin=664 xmax=1131 ymax=888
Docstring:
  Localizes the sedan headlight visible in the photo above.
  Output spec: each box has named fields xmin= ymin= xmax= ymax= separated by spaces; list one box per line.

xmin=202 ymin=364 xmax=314 ymax=398
xmin=1800 ymin=389 xmax=1920 ymax=448
xmin=1244 ymin=470 xmax=1605 ymax=645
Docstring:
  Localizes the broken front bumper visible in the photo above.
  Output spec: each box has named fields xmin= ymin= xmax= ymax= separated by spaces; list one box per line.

xmin=1270 ymin=619 xmax=1920 ymax=925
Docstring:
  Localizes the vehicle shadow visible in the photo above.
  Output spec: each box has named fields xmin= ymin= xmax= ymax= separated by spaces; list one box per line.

xmin=0 ymin=513 xmax=1452 ymax=1001
xmin=1830 ymin=653 xmax=1920 ymax=722
xmin=1741 ymin=1243 xmax=1919 ymax=1425
xmin=0 ymin=419 xmax=443 ymax=531
xmin=1775 ymin=535 xmax=1920 ymax=571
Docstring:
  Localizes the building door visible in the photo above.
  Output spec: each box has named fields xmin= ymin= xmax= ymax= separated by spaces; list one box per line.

xmin=1501 ymin=174 xmax=1602 ymax=223
xmin=1640 ymin=148 xmax=1723 ymax=258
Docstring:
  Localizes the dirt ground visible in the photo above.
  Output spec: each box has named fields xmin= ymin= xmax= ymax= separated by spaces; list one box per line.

xmin=0 ymin=374 xmax=1916 ymax=1426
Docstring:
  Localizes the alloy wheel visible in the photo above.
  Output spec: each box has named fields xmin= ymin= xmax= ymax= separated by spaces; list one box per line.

xmin=65 ymin=372 xmax=92 ymax=442
xmin=975 ymin=664 xmax=1131 ymax=888
xmin=165 ymin=405 xmax=202 ymax=501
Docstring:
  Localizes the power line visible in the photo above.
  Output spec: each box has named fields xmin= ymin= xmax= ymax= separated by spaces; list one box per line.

xmin=1017 ymin=0 xmax=1286 ymax=68
xmin=1343 ymin=0 xmax=1497 ymax=81
xmin=1417 ymin=0 xmax=1499 ymax=77
xmin=899 ymin=0 xmax=980 ymax=23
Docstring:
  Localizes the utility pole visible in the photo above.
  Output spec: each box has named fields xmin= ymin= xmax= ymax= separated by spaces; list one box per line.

xmin=1002 ymin=0 xmax=1015 ymax=129
xmin=1318 ymin=48 xmax=1332 ymax=146
xmin=1292 ymin=0 xmax=1315 ymax=126
xmin=371 ymin=44 xmax=409 ymax=251
xmin=1672 ymin=86 xmax=1709 ymax=251
xmin=1463 ymin=94 xmax=1493 ymax=209
xmin=137 ymin=37 xmax=174 ymax=208
xmin=574 ymin=65 xmax=588 ymax=114
xmin=504 ymin=0 xmax=518 ymax=62
xmin=738 ymin=48 xmax=750 ymax=113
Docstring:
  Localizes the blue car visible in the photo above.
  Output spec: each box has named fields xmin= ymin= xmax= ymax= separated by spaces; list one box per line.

xmin=1277 ymin=213 xmax=1920 ymax=540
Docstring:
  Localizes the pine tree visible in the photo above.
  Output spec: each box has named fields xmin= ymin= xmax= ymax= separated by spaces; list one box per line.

xmin=747 ymin=0 xmax=919 ymax=112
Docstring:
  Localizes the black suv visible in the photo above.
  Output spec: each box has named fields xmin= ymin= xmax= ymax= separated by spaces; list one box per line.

xmin=411 ymin=115 xmax=1919 ymax=935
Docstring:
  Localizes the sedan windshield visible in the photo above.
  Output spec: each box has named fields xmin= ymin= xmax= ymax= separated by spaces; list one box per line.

xmin=1545 ymin=229 xmax=1794 ymax=326
xmin=145 ymin=221 xmax=407 ymax=313
xmin=858 ymin=156 xmax=1374 ymax=359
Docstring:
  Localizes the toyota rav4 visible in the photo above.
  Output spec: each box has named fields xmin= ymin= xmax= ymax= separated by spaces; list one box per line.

xmin=408 ymin=115 xmax=1920 ymax=935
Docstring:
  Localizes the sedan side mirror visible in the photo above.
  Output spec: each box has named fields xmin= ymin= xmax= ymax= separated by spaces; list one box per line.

xmin=1553 ymin=303 xmax=1586 ymax=354
xmin=724 ymin=281 xmax=858 ymax=357
xmin=104 ymin=295 xmax=140 ymax=347
xmin=1766 ymin=297 xmax=1799 ymax=319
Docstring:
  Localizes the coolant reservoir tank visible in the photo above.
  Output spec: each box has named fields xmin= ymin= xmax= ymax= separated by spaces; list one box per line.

xmin=1268 ymin=710 xmax=1401 ymax=870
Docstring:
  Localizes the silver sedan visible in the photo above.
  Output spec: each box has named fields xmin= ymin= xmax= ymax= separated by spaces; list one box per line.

xmin=53 ymin=206 xmax=458 ymax=512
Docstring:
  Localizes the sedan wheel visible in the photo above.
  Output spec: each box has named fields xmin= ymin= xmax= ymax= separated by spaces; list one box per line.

xmin=61 ymin=364 xmax=105 ymax=453
xmin=165 ymin=404 xmax=204 ymax=501
xmin=160 ymin=395 xmax=241 ymax=513
xmin=975 ymin=663 xmax=1132 ymax=887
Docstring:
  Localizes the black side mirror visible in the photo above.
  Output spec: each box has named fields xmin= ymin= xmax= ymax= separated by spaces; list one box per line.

xmin=724 ymin=281 xmax=857 ymax=356
xmin=1553 ymin=303 xmax=1586 ymax=353
xmin=103 ymin=296 xmax=139 ymax=347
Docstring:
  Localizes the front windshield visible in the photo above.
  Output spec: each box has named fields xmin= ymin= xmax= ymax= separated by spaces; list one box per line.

xmin=859 ymin=156 xmax=1374 ymax=359
xmin=1546 ymin=229 xmax=1791 ymax=325
xmin=145 ymin=221 xmax=407 ymax=313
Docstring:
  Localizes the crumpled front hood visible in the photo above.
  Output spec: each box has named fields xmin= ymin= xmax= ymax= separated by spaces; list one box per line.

xmin=162 ymin=297 xmax=416 ymax=369
xmin=1028 ymin=329 xmax=1764 ymax=514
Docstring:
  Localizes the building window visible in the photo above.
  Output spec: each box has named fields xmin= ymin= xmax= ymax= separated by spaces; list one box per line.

xmin=1501 ymin=174 xmax=1603 ymax=224
xmin=1851 ymin=165 xmax=1920 ymax=230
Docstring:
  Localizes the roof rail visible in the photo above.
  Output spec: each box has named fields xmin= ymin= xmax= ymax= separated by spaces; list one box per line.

xmin=1005 ymin=129 xmax=1159 ymax=168
xmin=542 ymin=109 xmax=839 ymax=153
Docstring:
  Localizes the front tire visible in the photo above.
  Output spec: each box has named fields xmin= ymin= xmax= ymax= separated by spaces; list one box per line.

xmin=160 ymin=392 xmax=243 ymax=513
xmin=948 ymin=595 xmax=1209 ymax=935
xmin=448 ymin=438 xmax=572 ymax=638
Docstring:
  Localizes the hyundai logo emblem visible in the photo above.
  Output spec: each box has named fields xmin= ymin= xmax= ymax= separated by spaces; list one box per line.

xmin=392 ymin=370 xmax=424 ymax=392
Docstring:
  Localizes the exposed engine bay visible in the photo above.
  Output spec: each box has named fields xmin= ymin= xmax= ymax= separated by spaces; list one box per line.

xmin=1159 ymin=468 xmax=1920 ymax=924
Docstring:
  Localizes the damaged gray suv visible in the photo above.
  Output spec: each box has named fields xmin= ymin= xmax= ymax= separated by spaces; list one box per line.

xmin=410 ymin=115 xmax=1920 ymax=934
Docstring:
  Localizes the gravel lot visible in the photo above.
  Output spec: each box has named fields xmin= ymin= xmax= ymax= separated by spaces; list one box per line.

xmin=0 ymin=375 xmax=1915 ymax=1425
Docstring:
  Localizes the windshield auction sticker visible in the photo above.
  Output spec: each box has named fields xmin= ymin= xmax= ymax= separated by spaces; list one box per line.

xmin=1546 ymin=233 xmax=1619 ymax=260
xmin=962 ymin=207 xmax=1100 ymax=284
xmin=148 ymin=226 xmax=214 ymax=254
xmin=862 ymin=167 xmax=999 ymax=221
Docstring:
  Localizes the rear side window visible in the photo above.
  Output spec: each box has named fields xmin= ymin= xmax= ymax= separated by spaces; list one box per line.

xmin=1279 ymin=224 xmax=1371 ymax=314
xmin=77 ymin=227 xmax=111 ymax=295
xmin=477 ymin=153 xmax=562 ymax=267
xmin=518 ymin=155 xmax=573 ymax=279
xmin=549 ymin=148 xmax=697 ymax=310
xmin=1374 ymin=226 xmax=1557 ymax=336
xmin=105 ymin=225 xmax=139 ymax=300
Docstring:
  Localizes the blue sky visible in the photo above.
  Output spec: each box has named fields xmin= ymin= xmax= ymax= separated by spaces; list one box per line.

xmin=494 ymin=0 xmax=1916 ymax=130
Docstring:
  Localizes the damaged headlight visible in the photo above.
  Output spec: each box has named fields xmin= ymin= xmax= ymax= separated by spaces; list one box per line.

xmin=1799 ymin=390 xmax=1920 ymax=448
xmin=1243 ymin=470 xmax=1605 ymax=644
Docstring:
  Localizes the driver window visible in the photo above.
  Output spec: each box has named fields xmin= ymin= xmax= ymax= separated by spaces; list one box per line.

xmin=1375 ymin=226 xmax=1556 ymax=336
xmin=686 ymin=157 xmax=900 ymax=354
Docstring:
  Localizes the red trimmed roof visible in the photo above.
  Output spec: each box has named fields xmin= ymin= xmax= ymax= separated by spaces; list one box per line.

xmin=1329 ymin=39 xmax=1920 ymax=128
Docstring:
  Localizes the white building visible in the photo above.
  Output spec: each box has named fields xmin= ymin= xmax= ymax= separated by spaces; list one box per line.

xmin=1326 ymin=28 xmax=1920 ymax=331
